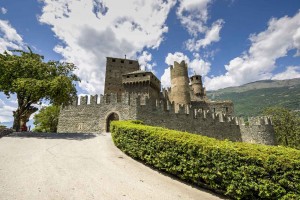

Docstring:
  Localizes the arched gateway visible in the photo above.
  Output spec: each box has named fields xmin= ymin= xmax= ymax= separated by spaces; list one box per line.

xmin=106 ymin=112 xmax=119 ymax=132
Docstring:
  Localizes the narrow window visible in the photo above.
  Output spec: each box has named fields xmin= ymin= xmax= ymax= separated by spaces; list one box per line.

xmin=121 ymin=60 xmax=124 ymax=63
xmin=129 ymin=61 xmax=133 ymax=64
xmin=112 ymin=59 xmax=116 ymax=62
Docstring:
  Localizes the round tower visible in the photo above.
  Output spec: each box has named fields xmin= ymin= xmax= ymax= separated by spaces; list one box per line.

xmin=190 ymin=75 xmax=203 ymax=96
xmin=170 ymin=60 xmax=191 ymax=105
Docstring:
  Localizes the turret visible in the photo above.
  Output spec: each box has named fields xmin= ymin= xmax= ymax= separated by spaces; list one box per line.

xmin=170 ymin=60 xmax=191 ymax=105
xmin=190 ymin=75 xmax=206 ymax=98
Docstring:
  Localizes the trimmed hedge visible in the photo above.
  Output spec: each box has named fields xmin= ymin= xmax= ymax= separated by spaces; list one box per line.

xmin=111 ymin=120 xmax=300 ymax=200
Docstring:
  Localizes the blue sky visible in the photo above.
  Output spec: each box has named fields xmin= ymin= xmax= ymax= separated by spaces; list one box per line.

xmin=1 ymin=0 xmax=300 ymax=127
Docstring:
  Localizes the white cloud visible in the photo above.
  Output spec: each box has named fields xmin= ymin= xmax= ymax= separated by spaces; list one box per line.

xmin=205 ymin=11 xmax=300 ymax=90
xmin=0 ymin=20 xmax=24 ymax=52
xmin=176 ymin=0 xmax=211 ymax=36
xmin=293 ymin=27 xmax=300 ymax=56
xmin=161 ymin=52 xmax=211 ymax=88
xmin=189 ymin=53 xmax=211 ymax=76
xmin=0 ymin=7 xmax=7 ymax=14
xmin=272 ymin=66 xmax=300 ymax=80
xmin=176 ymin=0 xmax=223 ymax=52
xmin=38 ymin=0 xmax=176 ymax=94
xmin=185 ymin=19 xmax=224 ymax=51
xmin=0 ymin=99 xmax=15 ymax=123
xmin=138 ymin=51 xmax=156 ymax=72
xmin=165 ymin=52 xmax=190 ymax=66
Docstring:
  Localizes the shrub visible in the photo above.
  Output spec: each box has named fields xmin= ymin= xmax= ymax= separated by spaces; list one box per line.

xmin=111 ymin=121 xmax=300 ymax=200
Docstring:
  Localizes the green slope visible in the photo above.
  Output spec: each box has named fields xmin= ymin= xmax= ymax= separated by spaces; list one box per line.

xmin=207 ymin=78 xmax=300 ymax=117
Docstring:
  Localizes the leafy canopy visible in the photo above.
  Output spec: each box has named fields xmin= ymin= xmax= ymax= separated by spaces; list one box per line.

xmin=0 ymin=48 xmax=80 ymax=105
xmin=33 ymin=105 xmax=60 ymax=133
xmin=0 ymin=48 xmax=80 ymax=130
xmin=264 ymin=107 xmax=300 ymax=149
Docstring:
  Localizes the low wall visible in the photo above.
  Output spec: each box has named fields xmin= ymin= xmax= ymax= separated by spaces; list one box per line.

xmin=0 ymin=128 xmax=13 ymax=137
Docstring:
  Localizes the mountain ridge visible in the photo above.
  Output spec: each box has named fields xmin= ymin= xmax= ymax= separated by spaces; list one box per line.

xmin=206 ymin=78 xmax=300 ymax=117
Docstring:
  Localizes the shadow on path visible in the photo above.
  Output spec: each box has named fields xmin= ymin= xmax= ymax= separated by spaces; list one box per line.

xmin=6 ymin=132 xmax=97 ymax=140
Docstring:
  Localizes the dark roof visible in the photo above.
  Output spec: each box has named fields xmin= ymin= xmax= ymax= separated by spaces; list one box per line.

xmin=123 ymin=70 xmax=152 ymax=75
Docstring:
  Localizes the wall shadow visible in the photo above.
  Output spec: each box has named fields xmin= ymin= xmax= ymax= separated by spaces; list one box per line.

xmin=6 ymin=132 xmax=97 ymax=140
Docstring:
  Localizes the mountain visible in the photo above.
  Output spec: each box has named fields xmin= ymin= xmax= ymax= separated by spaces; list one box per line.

xmin=206 ymin=78 xmax=300 ymax=117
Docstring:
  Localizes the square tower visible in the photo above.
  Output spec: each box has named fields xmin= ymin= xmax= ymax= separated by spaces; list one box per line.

xmin=104 ymin=57 xmax=140 ymax=95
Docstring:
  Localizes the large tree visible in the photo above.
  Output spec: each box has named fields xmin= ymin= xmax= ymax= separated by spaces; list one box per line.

xmin=263 ymin=107 xmax=300 ymax=149
xmin=33 ymin=105 xmax=60 ymax=133
xmin=0 ymin=48 xmax=80 ymax=131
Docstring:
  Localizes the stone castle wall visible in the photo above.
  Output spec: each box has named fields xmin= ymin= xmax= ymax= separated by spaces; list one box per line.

xmin=136 ymin=99 xmax=242 ymax=142
xmin=57 ymin=94 xmax=138 ymax=133
xmin=58 ymin=94 xmax=276 ymax=145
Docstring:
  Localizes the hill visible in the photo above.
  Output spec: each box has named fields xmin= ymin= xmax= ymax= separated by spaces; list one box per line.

xmin=206 ymin=78 xmax=300 ymax=117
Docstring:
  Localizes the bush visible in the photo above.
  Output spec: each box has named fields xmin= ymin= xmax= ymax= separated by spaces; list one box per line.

xmin=111 ymin=121 xmax=300 ymax=200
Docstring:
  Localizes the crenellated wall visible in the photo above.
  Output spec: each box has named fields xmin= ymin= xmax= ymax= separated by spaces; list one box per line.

xmin=239 ymin=117 xmax=275 ymax=145
xmin=136 ymin=98 xmax=242 ymax=142
xmin=58 ymin=94 xmax=276 ymax=145
xmin=57 ymin=93 xmax=140 ymax=133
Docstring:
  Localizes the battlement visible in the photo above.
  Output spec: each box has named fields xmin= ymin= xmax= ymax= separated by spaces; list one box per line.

xmin=106 ymin=57 xmax=139 ymax=65
xmin=68 ymin=93 xmax=272 ymax=130
xmin=68 ymin=93 xmax=146 ymax=107
xmin=238 ymin=116 xmax=272 ymax=126
xmin=170 ymin=61 xmax=189 ymax=79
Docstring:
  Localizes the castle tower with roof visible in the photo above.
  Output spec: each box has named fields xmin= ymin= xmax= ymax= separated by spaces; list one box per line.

xmin=104 ymin=57 xmax=140 ymax=95
xmin=190 ymin=74 xmax=206 ymax=100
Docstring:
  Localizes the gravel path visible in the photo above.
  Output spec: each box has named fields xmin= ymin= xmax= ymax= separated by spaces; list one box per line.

xmin=0 ymin=132 xmax=224 ymax=200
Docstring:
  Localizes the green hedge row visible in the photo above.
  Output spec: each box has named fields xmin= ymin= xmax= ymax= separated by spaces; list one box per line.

xmin=111 ymin=120 xmax=300 ymax=200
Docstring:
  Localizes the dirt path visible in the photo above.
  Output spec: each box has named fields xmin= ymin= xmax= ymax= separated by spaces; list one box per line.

xmin=0 ymin=132 xmax=224 ymax=200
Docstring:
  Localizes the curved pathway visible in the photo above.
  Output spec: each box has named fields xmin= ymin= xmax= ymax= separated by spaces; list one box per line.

xmin=0 ymin=132 xmax=224 ymax=200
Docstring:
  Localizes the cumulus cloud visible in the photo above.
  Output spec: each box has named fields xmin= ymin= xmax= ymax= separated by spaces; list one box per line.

xmin=161 ymin=52 xmax=211 ymax=88
xmin=272 ymin=66 xmax=300 ymax=80
xmin=0 ymin=7 xmax=7 ymax=14
xmin=176 ymin=0 xmax=224 ymax=52
xmin=0 ymin=99 xmax=16 ymax=123
xmin=138 ymin=51 xmax=156 ymax=72
xmin=0 ymin=20 xmax=24 ymax=52
xmin=205 ymin=11 xmax=300 ymax=90
xmin=38 ymin=0 xmax=176 ymax=94
xmin=189 ymin=53 xmax=211 ymax=75
xmin=165 ymin=52 xmax=190 ymax=65
xmin=176 ymin=0 xmax=211 ymax=36
xmin=185 ymin=19 xmax=224 ymax=51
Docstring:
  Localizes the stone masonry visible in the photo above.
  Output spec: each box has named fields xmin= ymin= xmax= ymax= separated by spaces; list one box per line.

xmin=57 ymin=57 xmax=276 ymax=145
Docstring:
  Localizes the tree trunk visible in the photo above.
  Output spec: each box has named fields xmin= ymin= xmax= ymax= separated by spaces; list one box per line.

xmin=13 ymin=109 xmax=21 ymax=132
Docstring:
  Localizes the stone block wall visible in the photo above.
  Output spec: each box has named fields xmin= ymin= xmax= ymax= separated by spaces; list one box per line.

xmin=0 ymin=128 xmax=13 ymax=137
xmin=58 ymin=93 xmax=276 ymax=146
xmin=239 ymin=117 xmax=276 ymax=145
xmin=136 ymin=100 xmax=242 ymax=142
xmin=57 ymin=94 xmax=138 ymax=133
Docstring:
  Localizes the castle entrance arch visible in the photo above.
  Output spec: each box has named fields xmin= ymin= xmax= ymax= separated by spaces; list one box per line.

xmin=106 ymin=112 xmax=119 ymax=132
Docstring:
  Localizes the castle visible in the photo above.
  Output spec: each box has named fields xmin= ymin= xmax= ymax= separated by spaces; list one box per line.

xmin=57 ymin=57 xmax=276 ymax=145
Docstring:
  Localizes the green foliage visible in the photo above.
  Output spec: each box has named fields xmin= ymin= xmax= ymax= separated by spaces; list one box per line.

xmin=0 ymin=48 xmax=80 ymax=131
xmin=207 ymin=86 xmax=300 ymax=117
xmin=111 ymin=121 xmax=300 ymax=200
xmin=263 ymin=107 xmax=300 ymax=149
xmin=0 ymin=124 xmax=6 ymax=129
xmin=33 ymin=105 xmax=60 ymax=133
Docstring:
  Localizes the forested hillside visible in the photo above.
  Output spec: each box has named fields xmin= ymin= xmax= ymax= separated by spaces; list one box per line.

xmin=207 ymin=78 xmax=300 ymax=116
